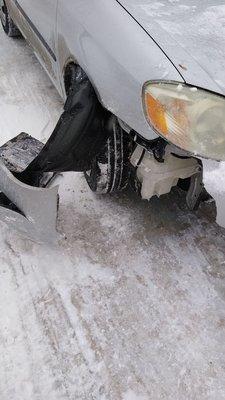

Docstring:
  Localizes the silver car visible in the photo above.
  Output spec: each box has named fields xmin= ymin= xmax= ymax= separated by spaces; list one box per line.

xmin=1 ymin=0 xmax=225 ymax=209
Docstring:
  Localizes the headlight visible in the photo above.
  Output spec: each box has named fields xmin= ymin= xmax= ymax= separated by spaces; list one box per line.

xmin=143 ymin=81 xmax=225 ymax=161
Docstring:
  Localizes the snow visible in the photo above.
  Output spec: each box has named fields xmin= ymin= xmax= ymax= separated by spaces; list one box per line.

xmin=123 ymin=390 xmax=148 ymax=400
xmin=203 ymin=160 xmax=225 ymax=228
xmin=0 ymin=26 xmax=225 ymax=400
xmin=0 ymin=34 xmax=63 ymax=144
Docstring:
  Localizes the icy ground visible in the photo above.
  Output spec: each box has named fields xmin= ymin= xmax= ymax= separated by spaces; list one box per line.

xmin=1 ymin=30 xmax=225 ymax=400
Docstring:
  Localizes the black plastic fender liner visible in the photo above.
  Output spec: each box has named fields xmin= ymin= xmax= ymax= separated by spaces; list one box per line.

xmin=17 ymin=70 xmax=110 ymax=185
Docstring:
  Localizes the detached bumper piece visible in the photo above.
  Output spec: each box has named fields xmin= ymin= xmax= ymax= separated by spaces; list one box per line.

xmin=0 ymin=134 xmax=59 ymax=243
xmin=0 ymin=69 xmax=110 ymax=243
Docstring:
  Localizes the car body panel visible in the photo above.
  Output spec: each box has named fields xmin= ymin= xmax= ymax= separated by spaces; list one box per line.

xmin=56 ymin=0 xmax=182 ymax=140
xmin=5 ymin=0 xmax=183 ymax=141
xmin=6 ymin=0 xmax=59 ymax=87
xmin=18 ymin=0 xmax=57 ymax=57
xmin=5 ymin=0 xmax=225 ymax=141
xmin=118 ymin=0 xmax=225 ymax=95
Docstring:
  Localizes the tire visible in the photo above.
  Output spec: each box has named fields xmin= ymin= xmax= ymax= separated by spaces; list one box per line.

xmin=84 ymin=116 xmax=131 ymax=194
xmin=0 ymin=0 xmax=21 ymax=37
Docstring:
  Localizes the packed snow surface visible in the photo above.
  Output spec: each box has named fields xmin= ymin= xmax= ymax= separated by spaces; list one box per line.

xmin=0 ymin=25 xmax=225 ymax=400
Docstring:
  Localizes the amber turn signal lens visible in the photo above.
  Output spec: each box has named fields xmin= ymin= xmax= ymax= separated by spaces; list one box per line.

xmin=145 ymin=92 xmax=168 ymax=136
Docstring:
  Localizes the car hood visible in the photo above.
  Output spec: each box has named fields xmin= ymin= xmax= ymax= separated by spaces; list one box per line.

xmin=118 ymin=0 xmax=225 ymax=95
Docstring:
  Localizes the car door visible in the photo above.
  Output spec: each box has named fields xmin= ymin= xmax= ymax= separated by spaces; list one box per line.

xmin=11 ymin=0 xmax=58 ymax=85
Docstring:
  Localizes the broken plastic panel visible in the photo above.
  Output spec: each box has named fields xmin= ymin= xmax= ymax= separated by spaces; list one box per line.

xmin=0 ymin=68 xmax=110 ymax=242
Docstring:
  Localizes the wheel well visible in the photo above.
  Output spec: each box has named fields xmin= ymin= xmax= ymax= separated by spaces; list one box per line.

xmin=64 ymin=62 xmax=77 ymax=96
xmin=63 ymin=62 xmax=103 ymax=107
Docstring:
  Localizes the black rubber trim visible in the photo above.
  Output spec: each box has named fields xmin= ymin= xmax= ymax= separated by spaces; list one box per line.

xmin=12 ymin=0 xmax=57 ymax=61
xmin=115 ymin=0 xmax=184 ymax=82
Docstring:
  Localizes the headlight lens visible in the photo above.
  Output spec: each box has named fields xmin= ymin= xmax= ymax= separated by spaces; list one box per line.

xmin=143 ymin=81 xmax=225 ymax=161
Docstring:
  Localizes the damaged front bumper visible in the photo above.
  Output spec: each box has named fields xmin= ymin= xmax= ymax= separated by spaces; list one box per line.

xmin=0 ymin=157 xmax=59 ymax=243
xmin=0 ymin=70 xmax=110 ymax=243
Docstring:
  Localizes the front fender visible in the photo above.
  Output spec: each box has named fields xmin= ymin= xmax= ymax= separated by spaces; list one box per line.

xmin=56 ymin=0 xmax=183 ymax=141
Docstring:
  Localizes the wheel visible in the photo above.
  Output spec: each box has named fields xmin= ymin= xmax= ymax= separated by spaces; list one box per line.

xmin=84 ymin=116 xmax=131 ymax=194
xmin=0 ymin=0 xmax=21 ymax=37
